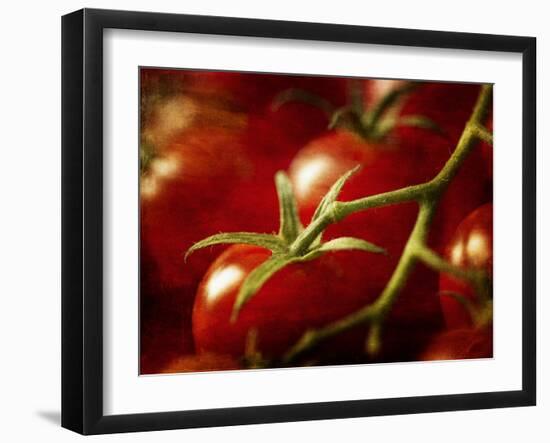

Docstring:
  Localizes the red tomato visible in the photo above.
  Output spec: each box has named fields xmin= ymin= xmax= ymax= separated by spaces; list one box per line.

xmin=287 ymin=132 xmax=426 ymax=296
xmin=482 ymin=113 xmax=494 ymax=181
xmin=287 ymin=130 xmax=442 ymax=361
xmin=141 ymin=127 xmax=254 ymax=287
xmin=421 ymin=326 xmax=493 ymax=361
xmin=139 ymin=71 xmax=347 ymax=373
xmin=186 ymin=71 xmax=347 ymax=113
xmin=159 ymin=352 xmax=241 ymax=374
xmin=439 ymin=204 xmax=493 ymax=329
xmin=396 ymin=82 xmax=493 ymax=250
xmin=192 ymin=245 xmax=364 ymax=362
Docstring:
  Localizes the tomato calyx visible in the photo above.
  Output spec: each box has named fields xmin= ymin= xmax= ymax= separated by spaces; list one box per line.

xmin=185 ymin=167 xmax=386 ymax=321
xmin=272 ymin=80 xmax=441 ymax=143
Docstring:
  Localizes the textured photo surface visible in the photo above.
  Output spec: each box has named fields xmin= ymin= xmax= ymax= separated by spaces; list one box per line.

xmin=139 ymin=68 xmax=493 ymax=375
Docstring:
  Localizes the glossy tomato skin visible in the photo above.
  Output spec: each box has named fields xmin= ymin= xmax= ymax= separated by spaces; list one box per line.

xmin=396 ymin=82 xmax=493 ymax=251
xmin=192 ymin=245 xmax=373 ymax=362
xmin=287 ymin=130 xmax=442 ymax=361
xmin=439 ymin=204 xmax=493 ymax=329
xmin=421 ymin=326 xmax=493 ymax=361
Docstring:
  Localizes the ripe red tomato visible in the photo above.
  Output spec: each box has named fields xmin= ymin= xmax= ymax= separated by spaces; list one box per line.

xmin=396 ymin=82 xmax=493 ymax=250
xmin=141 ymin=127 xmax=254 ymax=288
xmin=421 ymin=326 xmax=493 ymax=361
xmin=439 ymin=204 xmax=493 ymax=329
xmin=159 ymin=352 xmax=241 ymax=374
xmin=362 ymin=79 xmax=408 ymax=109
xmin=192 ymin=243 xmax=440 ymax=364
xmin=186 ymin=71 xmax=347 ymax=113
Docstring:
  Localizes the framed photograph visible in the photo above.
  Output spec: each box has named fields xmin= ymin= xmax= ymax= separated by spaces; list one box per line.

xmin=62 ymin=8 xmax=536 ymax=435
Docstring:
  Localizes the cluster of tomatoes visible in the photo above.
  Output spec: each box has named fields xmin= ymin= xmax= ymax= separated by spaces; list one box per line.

xmin=139 ymin=69 xmax=493 ymax=374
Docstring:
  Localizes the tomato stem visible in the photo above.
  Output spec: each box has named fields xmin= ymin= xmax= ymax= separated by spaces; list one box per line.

xmin=283 ymin=84 xmax=493 ymax=364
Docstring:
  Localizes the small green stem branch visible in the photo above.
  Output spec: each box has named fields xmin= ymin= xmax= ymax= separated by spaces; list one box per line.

xmin=283 ymin=84 xmax=493 ymax=364
xmin=414 ymin=245 xmax=486 ymax=289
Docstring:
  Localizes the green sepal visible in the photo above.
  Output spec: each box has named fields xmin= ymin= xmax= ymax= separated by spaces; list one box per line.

xmin=231 ymin=254 xmax=300 ymax=321
xmin=271 ymin=88 xmax=335 ymax=117
xmin=275 ymin=171 xmax=303 ymax=244
xmin=185 ymin=232 xmax=287 ymax=261
xmin=302 ymin=236 xmax=386 ymax=260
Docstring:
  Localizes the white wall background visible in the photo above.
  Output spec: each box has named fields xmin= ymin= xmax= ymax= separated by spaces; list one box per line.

xmin=0 ymin=1 xmax=546 ymax=441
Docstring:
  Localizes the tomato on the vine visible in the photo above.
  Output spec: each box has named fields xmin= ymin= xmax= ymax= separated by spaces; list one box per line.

xmin=139 ymin=71 xmax=349 ymax=372
xmin=139 ymin=126 xmax=255 ymax=374
xmin=396 ymin=82 xmax=493 ymax=250
xmin=439 ymin=203 xmax=493 ymax=329
xmin=142 ymin=74 xmax=493 ymax=372
xmin=191 ymin=126 xmax=444 ymax=364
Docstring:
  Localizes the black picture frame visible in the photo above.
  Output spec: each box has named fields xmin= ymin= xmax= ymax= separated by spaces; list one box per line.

xmin=62 ymin=8 xmax=536 ymax=435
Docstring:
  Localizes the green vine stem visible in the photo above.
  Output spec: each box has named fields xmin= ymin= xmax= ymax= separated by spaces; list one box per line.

xmin=282 ymin=83 xmax=493 ymax=364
